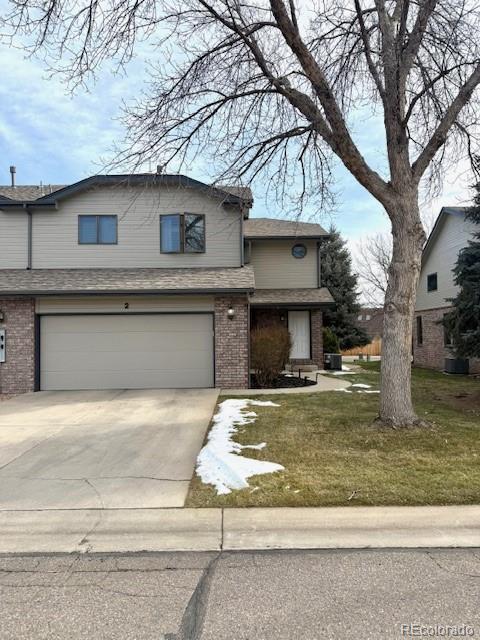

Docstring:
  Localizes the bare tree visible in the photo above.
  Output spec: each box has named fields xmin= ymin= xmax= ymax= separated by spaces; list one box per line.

xmin=356 ymin=211 xmax=436 ymax=306
xmin=3 ymin=0 xmax=480 ymax=426
xmin=356 ymin=233 xmax=392 ymax=306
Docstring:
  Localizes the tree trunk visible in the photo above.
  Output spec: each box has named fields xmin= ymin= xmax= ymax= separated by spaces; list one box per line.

xmin=378 ymin=191 xmax=426 ymax=428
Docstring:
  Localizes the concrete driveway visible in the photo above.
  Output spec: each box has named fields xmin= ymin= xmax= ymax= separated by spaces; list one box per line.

xmin=0 ymin=389 xmax=219 ymax=510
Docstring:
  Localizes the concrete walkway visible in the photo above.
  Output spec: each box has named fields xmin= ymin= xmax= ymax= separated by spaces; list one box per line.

xmin=224 ymin=372 xmax=351 ymax=395
xmin=1 ymin=505 xmax=478 ymax=553
xmin=0 ymin=388 xmax=219 ymax=510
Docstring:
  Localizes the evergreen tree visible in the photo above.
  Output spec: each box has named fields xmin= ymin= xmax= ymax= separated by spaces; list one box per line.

xmin=444 ymin=189 xmax=480 ymax=358
xmin=320 ymin=226 xmax=369 ymax=350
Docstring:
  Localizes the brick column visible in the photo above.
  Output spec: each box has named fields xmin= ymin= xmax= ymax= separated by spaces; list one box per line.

xmin=311 ymin=309 xmax=324 ymax=367
xmin=214 ymin=295 xmax=249 ymax=388
xmin=0 ymin=297 xmax=36 ymax=395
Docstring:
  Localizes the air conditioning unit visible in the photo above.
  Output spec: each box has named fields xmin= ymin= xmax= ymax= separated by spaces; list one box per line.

xmin=444 ymin=358 xmax=469 ymax=375
xmin=324 ymin=353 xmax=342 ymax=371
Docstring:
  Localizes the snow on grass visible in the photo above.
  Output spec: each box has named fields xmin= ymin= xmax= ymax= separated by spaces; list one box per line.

xmin=351 ymin=383 xmax=371 ymax=389
xmin=196 ymin=399 xmax=284 ymax=495
xmin=334 ymin=388 xmax=353 ymax=393
xmin=331 ymin=370 xmax=356 ymax=375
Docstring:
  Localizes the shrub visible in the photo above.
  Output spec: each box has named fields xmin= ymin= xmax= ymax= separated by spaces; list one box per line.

xmin=323 ymin=327 xmax=340 ymax=354
xmin=250 ymin=325 xmax=292 ymax=388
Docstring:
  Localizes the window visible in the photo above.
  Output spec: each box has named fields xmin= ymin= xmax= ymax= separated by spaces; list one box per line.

xmin=292 ymin=243 xmax=307 ymax=259
xmin=416 ymin=316 xmax=423 ymax=346
xmin=184 ymin=213 xmax=205 ymax=253
xmin=427 ymin=272 xmax=438 ymax=292
xmin=357 ymin=314 xmax=363 ymax=321
xmin=160 ymin=214 xmax=182 ymax=253
xmin=365 ymin=314 xmax=371 ymax=320
xmin=79 ymin=215 xmax=117 ymax=244
xmin=160 ymin=213 xmax=205 ymax=253
xmin=443 ymin=314 xmax=454 ymax=347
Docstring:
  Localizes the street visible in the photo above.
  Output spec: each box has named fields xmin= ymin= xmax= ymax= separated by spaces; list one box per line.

xmin=1 ymin=548 xmax=479 ymax=639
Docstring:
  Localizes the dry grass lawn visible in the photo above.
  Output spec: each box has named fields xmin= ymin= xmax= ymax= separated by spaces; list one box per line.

xmin=186 ymin=362 xmax=480 ymax=507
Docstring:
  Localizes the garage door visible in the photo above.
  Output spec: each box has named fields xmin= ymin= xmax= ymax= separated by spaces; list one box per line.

xmin=40 ymin=314 xmax=214 ymax=390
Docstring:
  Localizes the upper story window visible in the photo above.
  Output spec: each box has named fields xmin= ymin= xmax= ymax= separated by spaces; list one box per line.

xmin=160 ymin=213 xmax=205 ymax=253
xmin=78 ymin=215 xmax=117 ymax=245
xmin=292 ymin=243 xmax=307 ymax=259
xmin=427 ymin=272 xmax=438 ymax=292
xmin=365 ymin=314 xmax=371 ymax=320
xmin=357 ymin=314 xmax=363 ymax=321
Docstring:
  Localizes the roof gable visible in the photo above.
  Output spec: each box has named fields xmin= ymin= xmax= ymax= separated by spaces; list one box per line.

xmin=422 ymin=207 xmax=467 ymax=263
xmin=0 ymin=174 xmax=249 ymax=209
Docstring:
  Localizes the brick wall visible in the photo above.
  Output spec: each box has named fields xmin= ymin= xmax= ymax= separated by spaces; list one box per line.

xmin=311 ymin=309 xmax=324 ymax=367
xmin=0 ymin=297 xmax=36 ymax=394
xmin=214 ymin=296 xmax=249 ymax=388
xmin=413 ymin=306 xmax=480 ymax=374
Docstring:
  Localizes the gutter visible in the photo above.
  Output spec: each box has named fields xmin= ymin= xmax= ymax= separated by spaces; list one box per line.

xmin=0 ymin=287 xmax=256 ymax=297
xmin=244 ymin=235 xmax=328 ymax=241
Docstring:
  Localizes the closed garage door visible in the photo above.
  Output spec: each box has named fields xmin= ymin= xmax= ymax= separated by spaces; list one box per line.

xmin=40 ymin=314 xmax=214 ymax=390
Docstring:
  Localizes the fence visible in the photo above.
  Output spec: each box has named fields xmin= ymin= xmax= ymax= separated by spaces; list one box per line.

xmin=341 ymin=336 xmax=382 ymax=357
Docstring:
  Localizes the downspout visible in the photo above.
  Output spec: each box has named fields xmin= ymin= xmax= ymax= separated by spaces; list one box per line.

xmin=316 ymin=240 xmax=321 ymax=288
xmin=240 ymin=212 xmax=244 ymax=266
xmin=25 ymin=205 xmax=32 ymax=270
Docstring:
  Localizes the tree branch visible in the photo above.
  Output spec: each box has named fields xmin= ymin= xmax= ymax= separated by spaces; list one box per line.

xmin=413 ymin=62 xmax=480 ymax=181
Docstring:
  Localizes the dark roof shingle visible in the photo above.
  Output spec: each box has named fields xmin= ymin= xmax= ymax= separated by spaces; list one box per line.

xmin=244 ymin=217 xmax=328 ymax=239
xmin=250 ymin=288 xmax=334 ymax=306
xmin=0 ymin=185 xmax=66 ymax=201
xmin=0 ymin=266 xmax=255 ymax=295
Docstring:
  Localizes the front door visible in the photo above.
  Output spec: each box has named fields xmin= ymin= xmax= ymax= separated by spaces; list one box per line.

xmin=288 ymin=310 xmax=311 ymax=359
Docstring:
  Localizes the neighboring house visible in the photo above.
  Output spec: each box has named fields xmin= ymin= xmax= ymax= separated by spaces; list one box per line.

xmin=356 ymin=307 xmax=383 ymax=340
xmin=0 ymin=173 xmax=333 ymax=394
xmin=413 ymin=207 xmax=480 ymax=374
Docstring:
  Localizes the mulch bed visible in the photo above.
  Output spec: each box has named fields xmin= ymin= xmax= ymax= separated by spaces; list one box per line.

xmin=251 ymin=373 xmax=316 ymax=389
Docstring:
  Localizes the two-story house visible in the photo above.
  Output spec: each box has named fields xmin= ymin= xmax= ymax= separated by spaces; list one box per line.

xmin=0 ymin=173 xmax=333 ymax=394
xmin=413 ymin=206 xmax=479 ymax=374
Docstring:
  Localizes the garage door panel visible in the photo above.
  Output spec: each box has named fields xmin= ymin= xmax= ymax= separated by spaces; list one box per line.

xmin=42 ymin=347 xmax=213 ymax=372
xmin=43 ymin=331 xmax=210 ymax=354
xmin=40 ymin=314 xmax=214 ymax=390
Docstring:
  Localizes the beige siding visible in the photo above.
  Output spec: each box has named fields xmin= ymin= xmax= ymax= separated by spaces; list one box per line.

xmin=416 ymin=213 xmax=477 ymax=311
xmin=0 ymin=211 xmax=28 ymax=268
xmin=36 ymin=295 xmax=214 ymax=314
xmin=249 ymin=239 xmax=318 ymax=288
xmin=32 ymin=185 xmax=241 ymax=268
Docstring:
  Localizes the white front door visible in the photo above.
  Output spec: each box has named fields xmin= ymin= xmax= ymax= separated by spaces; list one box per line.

xmin=288 ymin=311 xmax=311 ymax=359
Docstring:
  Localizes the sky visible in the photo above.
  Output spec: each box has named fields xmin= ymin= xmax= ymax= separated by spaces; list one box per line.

xmin=0 ymin=35 xmax=474 ymax=289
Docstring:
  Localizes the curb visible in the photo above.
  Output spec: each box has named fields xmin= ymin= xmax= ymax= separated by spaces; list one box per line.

xmin=0 ymin=505 xmax=479 ymax=554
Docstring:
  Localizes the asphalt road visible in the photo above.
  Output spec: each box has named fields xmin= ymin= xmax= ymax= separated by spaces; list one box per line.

xmin=1 ymin=548 xmax=479 ymax=639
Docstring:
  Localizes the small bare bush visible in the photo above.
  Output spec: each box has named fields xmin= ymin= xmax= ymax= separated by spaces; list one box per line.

xmin=251 ymin=325 xmax=292 ymax=388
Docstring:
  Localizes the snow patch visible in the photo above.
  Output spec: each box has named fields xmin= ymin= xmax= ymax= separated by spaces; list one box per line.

xmin=196 ymin=399 xmax=284 ymax=495
xmin=332 ymin=370 xmax=356 ymax=375
xmin=351 ymin=383 xmax=371 ymax=389
xmin=364 ymin=390 xmax=380 ymax=394
xmin=334 ymin=388 xmax=353 ymax=393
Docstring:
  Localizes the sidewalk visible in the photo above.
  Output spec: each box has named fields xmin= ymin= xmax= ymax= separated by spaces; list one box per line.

xmin=1 ymin=505 xmax=478 ymax=554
